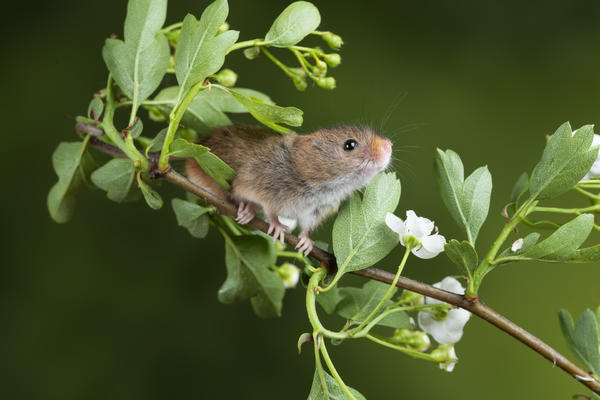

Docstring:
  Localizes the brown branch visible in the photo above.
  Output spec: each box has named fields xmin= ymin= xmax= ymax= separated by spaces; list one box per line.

xmin=87 ymin=135 xmax=600 ymax=395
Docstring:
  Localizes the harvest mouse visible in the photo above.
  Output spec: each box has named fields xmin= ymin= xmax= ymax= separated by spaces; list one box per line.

xmin=185 ymin=125 xmax=393 ymax=255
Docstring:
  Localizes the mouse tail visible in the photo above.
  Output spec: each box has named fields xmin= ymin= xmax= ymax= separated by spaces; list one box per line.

xmin=185 ymin=158 xmax=231 ymax=202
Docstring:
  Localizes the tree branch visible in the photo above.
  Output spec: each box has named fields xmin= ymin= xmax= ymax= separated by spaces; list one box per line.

xmin=87 ymin=135 xmax=600 ymax=395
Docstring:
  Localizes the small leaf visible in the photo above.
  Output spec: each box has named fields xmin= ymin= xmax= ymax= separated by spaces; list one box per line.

xmin=265 ymin=1 xmax=321 ymax=48
xmin=218 ymin=235 xmax=285 ymax=318
xmin=137 ymin=172 xmax=163 ymax=210
xmin=332 ymin=172 xmax=401 ymax=273
xmin=497 ymin=232 xmax=540 ymax=261
xmin=217 ymin=86 xmax=303 ymax=133
xmin=434 ymin=149 xmax=492 ymax=244
xmin=91 ymin=158 xmax=138 ymax=203
xmin=171 ymin=198 xmax=212 ymax=238
xmin=102 ymin=0 xmax=170 ymax=117
xmin=530 ymin=123 xmax=597 ymax=200
xmin=297 ymin=332 xmax=313 ymax=354
xmin=559 ymin=309 xmax=600 ymax=376
xmin=145 ymin=128 xmax=168 ymax=155
xmin=175 ymin=0 xmax=239 ymax=97
xmin=335 ymin=281 xmax=410 ymax=329
xmin=47 ymin=141 xmax=97 ymax=223
xmin=521 ymin=214 xmax=594 ymax=261
xmin=169 ymin=138 xmax=235 ymax=189
xmin=316 ymin=287 xmax=344 ymax=314
xmin=307 ymin=370 xmax=366 ymax=400
xmin=444 ymin=240 xmax=477 ymax=278
xmin=87 ymin=97 xmax=104 ymax=121
xmin=128 ymin=118 xmax=143 ymax=138
xmin=510 ymin=172 xmax=529 ymax=203
xmin=572 ymin=244 xmax=600 ymax=262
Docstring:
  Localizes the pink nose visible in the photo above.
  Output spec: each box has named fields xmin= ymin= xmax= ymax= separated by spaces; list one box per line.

xmin=383 ymin=141 xmax=392 ymax=154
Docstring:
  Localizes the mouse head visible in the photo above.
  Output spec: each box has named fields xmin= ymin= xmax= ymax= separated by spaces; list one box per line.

xmin=292 ymin=126 xmax=392 ymax=184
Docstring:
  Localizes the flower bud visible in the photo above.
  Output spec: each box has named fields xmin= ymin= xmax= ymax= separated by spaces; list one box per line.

xmin=390 ymin=329 xmax=431 ymax=352
xmin=243 ymin=46 xmax=260 ymax=60
xmin=213 ymin=69 xmax=238 ymax=87
xmin=313 ymin=59 xmax=327 ymax=75
xmin=430 ymin=344 xmax=458 ymax=372
xmin=275 ymin=263 xmax=301 ymax=288
xmin=217 ymin=22 xmax=230 ymax=35
xmin=398 ymin=290 xmax=423 ymax=306
xmin=315 ymin=76 xmax=336 ymax=90
xmin=324 ymin=53 xmax=341 ymax=68
xmin=322 ymin=32 xmax=344 ymax=50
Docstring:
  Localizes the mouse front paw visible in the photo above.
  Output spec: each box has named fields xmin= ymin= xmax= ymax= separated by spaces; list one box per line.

xmin=235 ymin=201 xmax=255 ymax=225
xmin=295 ymin=230 xmax=314 ymax=256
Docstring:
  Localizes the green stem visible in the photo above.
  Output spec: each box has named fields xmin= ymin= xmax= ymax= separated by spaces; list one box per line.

xmin=365 ymin=333 xmax=436 ymax=361
xmin=319 ymin=339 xmax=356 ymax=400
xmin=160 ymin=22 xmax=182 ymax=33
xmin=306 ymin=269 xmax=349 ymax=340
xmin=221 ymin=216 xmax=242 ymax=236
xmin=226 ymin=38 xmax=270 ymax=54
xmin=470 ymin=199 xmax=535 ymax=295
xmin=574 ymin=186 xmax=600 ymax=201
xmin=532 ymin=204 xmax=600 ymax=214
xmin=277 ymin=250 xmax=313 ymax=267
xmin=261 ymin=47 xmax=296 ymax=77
xmin=157 ymin=82 xmax=206 ymax=171
xmin=291 ymin=48 xmax=319 ymax=79
xmin=313 ymin=334 xmax=329 ymax=398
xmin=100 ymin=76 xmax=147 ymax=169
xmin=351 ymin=246 xmax=412 ymax=333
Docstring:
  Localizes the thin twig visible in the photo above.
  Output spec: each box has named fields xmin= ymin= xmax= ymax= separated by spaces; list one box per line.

xmin=86 ymin=135 xmax=600 ymax=395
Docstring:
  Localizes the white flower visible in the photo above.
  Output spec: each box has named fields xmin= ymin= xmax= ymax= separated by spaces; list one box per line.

xmin=511 ymin=238 xmax=524 ymax=252
xmin=431 ymin=345 xmax=458 ymax=372
xmin=418 ymin=277 xmax=471 ymax=345
xmin=276 ymin=263 xmax=300 ymax=288
xmin=385 ymin=210 xmax=446 ymax=259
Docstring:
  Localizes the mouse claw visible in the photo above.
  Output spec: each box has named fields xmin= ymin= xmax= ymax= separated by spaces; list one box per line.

xmin=295 ymin=231 xmax=314 ymax=256
xmin=235 ymin=202 xmax=255 ymax=225
xmin=267 ymin=219 xmax=288 ymax=244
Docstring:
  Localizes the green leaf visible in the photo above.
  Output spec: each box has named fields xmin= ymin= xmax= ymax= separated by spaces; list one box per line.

xmin=444 ymin=240 xmax=477 ymax=278
xmin=530 ymin=123 xmax=597 ymax=200
xmin=572 ymin=244 xmax=600 ymax=262
xmin=217 ymin=86 xmax=303 ymax=133
xmin=316 ymin=287 xmax=344 ymax=314
xmin=128 ymin=118 xmax=143 ymax=138
xmin=434 ymin=149 xmax=492 ymax=244
xmin=265 ymin=1 xmax=321 ymax=48
xmin=497 ymin=232 xmax=540 ymax=261
xmin=335 ymin=281 xmax=410 ymax=329
xmin=510 ymin=172 xmax=529 ymax=203
xmin=47 ymin=141 xmax=97 ymax=223
xmin=307 ymin=370 xmax=366 ymax=400
xmin=91 ymin=158 xmax=139 ymax=203
xmin=171 ymin=198 xmax=212 ymax=238
xmin=87 ymin=97 xmax=104 ymax=121
xmin=175 ymin=0 xmax=239 ymax=97
xmin=145 ymin=128 xmax=168 ymax=155
xmin=136 ymin=172 xmax=163 ymax=210
xmin=169 ymin=138 xmax=235 ymax=189
xmin=218 ymin=235 xmax=285 ymax=318
xmin=521 ymin=214 xmax=594 ymax=261
xmin=332 ymin=172 xmax=401 ymax=273
xmin=152 ymin=86 xmax=272 ymax=133
xmin=102 ymin=0 xmax=170 ymax=117
xmin=559 ymin=309 xmax=600 ymax=376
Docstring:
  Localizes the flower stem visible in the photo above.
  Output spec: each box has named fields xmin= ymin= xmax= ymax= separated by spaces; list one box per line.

xmin=306 ymin=269 xmax=350 ymax=340
xmin=365 ymin=333 xmax=436 ymax=361
xmin=319 ymin=338 xmax=356 ymax=400
xmin=226 ymin=38 xmax=270 ymax=54
xmin=350 ymin=246 xmax=412 ymax=333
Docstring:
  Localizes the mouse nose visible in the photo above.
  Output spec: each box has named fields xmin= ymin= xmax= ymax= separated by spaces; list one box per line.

xmin=382 ymin=140 xmax=392 ymax=154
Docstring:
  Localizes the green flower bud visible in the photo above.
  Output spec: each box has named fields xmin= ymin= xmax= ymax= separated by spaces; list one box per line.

xmin=293 ymin=77 xmax=308 ymax=91
xmin=217 ymin=22 xmax=230 ymax=35
xmin=430 ymin=344 xmax=458 ymax=372
xmin=166 ymin=30 xmax=180 ymax=46
xmin=398 ymin=290 xmax=423 ymax=306
xmin=390 ymin=329 xmax=431 ymax=352
xmin=324 ymin=53 xmax=341 ymax=68
xmin=244 ymin=47 xmax=260 ymax=60
xmin=313 ymin=59 xmax=327 ymax=75
xmin=214 ymin=69 xmax=238 ymax=87
xmin=322 ymin=32 xmax=344 ymax=50
xmin=289 ymin=67 xmax=307 ymax=78
xmin=274 ymin=263 xmax=301 ymax=288
xmin=315 ymin=76 xmax=336 ymax=90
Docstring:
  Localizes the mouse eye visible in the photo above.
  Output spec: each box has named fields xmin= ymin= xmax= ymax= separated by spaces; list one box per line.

xmin=343 ymin=139 xmax=358 ymax=152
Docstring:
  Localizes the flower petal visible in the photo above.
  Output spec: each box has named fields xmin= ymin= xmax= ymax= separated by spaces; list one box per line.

xmin=404 ymin=210 xmax=434 ymax=239
xmin=412 ymin=234 xmax=446 ymax=259
xmin=385 ymin=212 xmax=406 ymax=235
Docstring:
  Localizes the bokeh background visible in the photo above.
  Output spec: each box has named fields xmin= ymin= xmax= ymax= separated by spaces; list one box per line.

xmin=3 ymin=0 xmax=600 ymax=399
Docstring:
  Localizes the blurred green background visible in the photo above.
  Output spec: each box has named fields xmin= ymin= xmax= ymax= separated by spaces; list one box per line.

xmin=3 ymin=0 xmax=600 ymax=399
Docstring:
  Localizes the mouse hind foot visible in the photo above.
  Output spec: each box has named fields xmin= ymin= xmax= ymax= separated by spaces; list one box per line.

xmin=295 ymin=230 xmax=314 ymax=256
xmin=235 ymin=201 xmax=255 ymax=225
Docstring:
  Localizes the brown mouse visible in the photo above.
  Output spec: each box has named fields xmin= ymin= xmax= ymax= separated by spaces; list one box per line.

xmin=185 ymin=125 xmax=393 ymax=255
